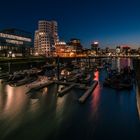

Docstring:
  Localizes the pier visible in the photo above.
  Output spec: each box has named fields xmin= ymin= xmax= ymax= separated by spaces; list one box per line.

xmin=55 ymin=80 xmax=98 ymax=100
xmin=26 ymin=81 xmax=54 ymax=94
xmin=55 ymin=81 xmax=89 ymax=97
xmin=78 ymin=81 xmax=98 ymax=103
xmin=55 ymin=81 xmax=88 ymax=89
xmin=57 ymin=84 xmax=76 ymax=97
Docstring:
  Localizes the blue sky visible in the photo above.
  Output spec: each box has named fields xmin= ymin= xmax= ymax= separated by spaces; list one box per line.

xmin=0 ymin=0 xmax=140 ymax=48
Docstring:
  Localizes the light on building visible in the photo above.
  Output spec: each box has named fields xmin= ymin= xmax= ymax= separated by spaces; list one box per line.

xmin=70 ymin=52 xmax=74 ymax=57
xmin=35 ymin=52 xmax=39 ymax=56
xmin=12 ymin=53 xmax=15 ymax=58
xmin=9 ymin=51 xmax=12 ymax=54
xmin=94 ymin=41 xmax=99 ymax=45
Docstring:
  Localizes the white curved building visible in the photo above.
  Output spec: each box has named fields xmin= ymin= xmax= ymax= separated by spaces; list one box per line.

xmin=34 ymin=20 xmax=59 ymax=56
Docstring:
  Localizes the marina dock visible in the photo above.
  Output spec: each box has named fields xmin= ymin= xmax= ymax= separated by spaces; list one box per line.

xmin=55 ymin=81 xmax=89 ymax=90
xmin=26 ymin=81 xmax=54 ymax=94
xmin=78 ymin=81 xmax=98 ymax=103
xmin=57 ymin=84 xmax=76 ymax=97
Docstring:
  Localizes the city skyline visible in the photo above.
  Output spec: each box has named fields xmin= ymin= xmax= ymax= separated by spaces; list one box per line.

xmin=1 ymin=0 xmax=140 ymax=48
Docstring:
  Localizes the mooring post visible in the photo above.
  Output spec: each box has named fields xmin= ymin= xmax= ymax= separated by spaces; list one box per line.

xmin=57 ymin=56 xmax=60 ymax=81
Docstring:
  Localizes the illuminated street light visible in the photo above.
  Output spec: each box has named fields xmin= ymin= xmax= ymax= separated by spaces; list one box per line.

xmin=8 ymin=51 xmax=12 ymax=58
xmin=35 ymin=52 xmax=39 ymax=56
xmin=12 ymin=53 xmax=15 ymax=58
xmin=9 ymin=51 xmax=12 ymax=54
xmin=94 ymin=41 xmax=99 ymax=45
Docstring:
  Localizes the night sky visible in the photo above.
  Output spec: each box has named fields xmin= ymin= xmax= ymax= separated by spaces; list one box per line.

xmin=1 ymin=0 xmax=140 ymax=48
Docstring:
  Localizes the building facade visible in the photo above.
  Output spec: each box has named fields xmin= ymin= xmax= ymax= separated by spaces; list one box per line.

xmin=34 ymin=20 xmax=59 ymax=56
xmin=0 ymin=28 xmax=32 ymax=57
xmin=91 ymin=41 xmax=99 ymax=55
xmin=122 ymin=46 xmax=131 ymax=55
xmin=54 ymin=39 xmax=84 ymax=57
xmin=67 ymin=38 xmax=83 ymax=54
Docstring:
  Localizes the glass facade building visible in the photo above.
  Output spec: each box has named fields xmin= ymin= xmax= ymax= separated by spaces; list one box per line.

xmin=0 ymin=28 xmax=32 ymax=57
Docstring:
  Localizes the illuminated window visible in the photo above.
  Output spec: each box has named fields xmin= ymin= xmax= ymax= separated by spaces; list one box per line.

xmin=0 ymin=33 xmax=31 ymax=42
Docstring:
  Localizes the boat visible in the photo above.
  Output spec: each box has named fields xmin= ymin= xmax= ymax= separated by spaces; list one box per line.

xmin=77 ymin=72 xmax=91 ymax=84
xmin=103 ymin=67 xmax=134 ymax=90
xmin=103 ymin=78 xmax=133 ymax=90
xmin=60 ymin=69 xmax=81 ymax=82
xmin=9 ymin=76 xmax=38 ymax=87
xmin=26 ymin=76 xmax=48 ymax=89
xmin=0 ymin=72 xmax=9 ymax=79
xmin=42 ymin=64 xmax=56 ymax=70
xmin=67 ymin=73 xmax=81 ymax=82
xmin=23 ymin=68 xmax=43 ymax=76
xmin=6 ymin=72 xmax=25 ymax=84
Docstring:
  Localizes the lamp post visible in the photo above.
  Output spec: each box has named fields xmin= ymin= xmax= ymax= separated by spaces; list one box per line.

xmin=8 ymin=51 xmax=12 ymax=58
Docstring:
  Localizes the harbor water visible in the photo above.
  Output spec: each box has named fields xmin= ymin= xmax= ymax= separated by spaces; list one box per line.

xmin=0 ymin=58 xmax=140 ymax=140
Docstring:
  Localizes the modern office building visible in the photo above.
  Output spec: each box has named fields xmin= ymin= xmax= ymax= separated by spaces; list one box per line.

xmin=91 ymin=41 xmax=99 ymax=55
xmin=0 ymin=28 xmax=32 ymax=57
xmin=67 ymin=38 xmax=83 ymax=54
xmin=34 ymin=20 xmax=59 ymax=56
xmin=116 ymin=46 xmax=121 ymax=55
xmin=54 ymin=39 xmax=84 ymax=57
xmin=54 ymin=41 xmax=67 ymax=57
xmin=122 ymin=46 xmax=131 ymax=55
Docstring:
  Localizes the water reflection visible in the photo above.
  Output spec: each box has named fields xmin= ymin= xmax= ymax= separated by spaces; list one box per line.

xmin=117 ymin=58 xmax=120 ymax=72
xmin=56 ymin=97 xmax=66 ymax=115
xmin=91 ymin=84 xmax=101 ymax=116
xmin=42 ymin=87 xmax=48 ymax=95
xmin=55 ymin=85 xmax=67 ymax=115
xmin=0 ymin=58 xmax=139 ymax=140
xmin=112 ymin=58 xmax=133 ymax=72
xmin=120 ymin=58 xmax=132 ymax=69
xmin=94 ymin=70 xmax=99 ymax=81
xmin=3 ymin=85 xmax=29 ymax=117
xmin=89 ymin=70 xmax=101 ymax=119
xmin=136 ymin=84 xmax=140 ymax=119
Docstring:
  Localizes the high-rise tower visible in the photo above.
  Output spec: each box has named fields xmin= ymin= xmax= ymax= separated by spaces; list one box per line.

xmin=34 ymin=20 xmax=59 ymax=56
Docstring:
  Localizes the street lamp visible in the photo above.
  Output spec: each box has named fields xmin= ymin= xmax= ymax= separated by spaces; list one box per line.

xmin=35 ymin=52 xmax=39 ymax=56
xmin=8 ymin=51 xmax=12 ymax=58
xmin=9 ymin=51 xmax=12 ymax=54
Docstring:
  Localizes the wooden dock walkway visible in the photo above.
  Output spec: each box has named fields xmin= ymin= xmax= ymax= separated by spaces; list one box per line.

xmin=78 ymin=81 xmax=98 ymax=103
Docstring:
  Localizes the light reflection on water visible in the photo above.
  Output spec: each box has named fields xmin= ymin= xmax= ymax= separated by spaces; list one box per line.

xmin=56 ymin=96 xmax=66 ymax=115
xmin=111 ymin=58 xmax=133 ymax=72
xmin=4 ymin=85 xmax=29 ymax=116
xmin=136 ymin=83 xmax=140 ymax=119
xmin=0 ymin=58 xmax=139 ymax=140
xmin=29 ymin=99 xmax=40 ymax=113
xmin=91 ymin=70 xmax=101 ymax=115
